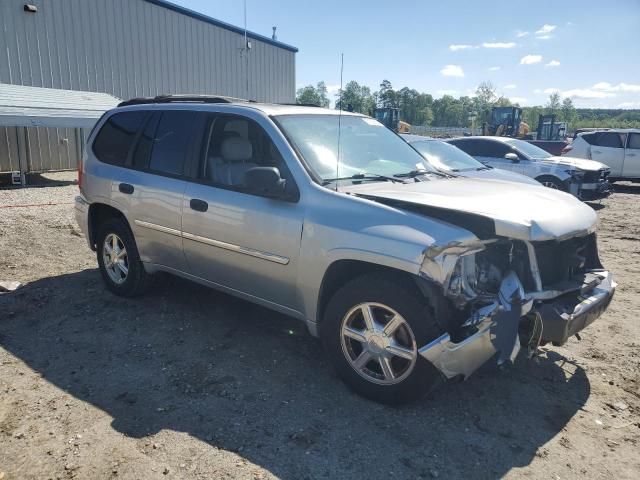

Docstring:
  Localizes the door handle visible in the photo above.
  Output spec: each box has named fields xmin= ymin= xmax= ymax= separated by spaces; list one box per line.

xmin=593 ymin=150 xmax=602 ymax=154
xmin=627 ymin=153 xmax=636 ymax=157
xmin=119 ymin=183 xmax=134 ymax=194
xmin=190 ymin=198 xmax=208 ymax=212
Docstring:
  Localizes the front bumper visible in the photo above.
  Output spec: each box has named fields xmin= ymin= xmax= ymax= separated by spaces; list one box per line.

xmin=578 ymin=181 xmax=612 ymax=200
xmin=420 ymin=270 xmax=615 ymax=379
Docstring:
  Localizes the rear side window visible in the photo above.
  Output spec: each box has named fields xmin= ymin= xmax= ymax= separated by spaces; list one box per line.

xmin=449 ymin=140 xmax=477 ymax=156
xmin=628 ymin=133 xmax=640 ymax=149
xmin=596 ymin=132 xmax=624 ymax=148
xmin=92 ymin=111 xmax=147 ymax=166
xmin=147 ymin=111 xmax=198 ymax=176
xmin=452 ymin=140 xmax=509 ymax=157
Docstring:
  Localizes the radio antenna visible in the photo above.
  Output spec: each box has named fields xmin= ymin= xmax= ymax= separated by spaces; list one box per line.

xmin=243 ymin=0 xmax=249 ymax=99
xmin=335 ymin=53 xmax=344 ymax=192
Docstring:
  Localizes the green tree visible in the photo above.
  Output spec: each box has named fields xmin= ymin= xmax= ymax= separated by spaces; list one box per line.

xmin=546 ymin=93 xmax=561 ymax=115
xmin=296 ymin=81 xmax=330 ymax=107
xmin=335 ymin=80 xmax=375 ymax=114
xmin=377 ymin=79 xmax=397 ymax=108
xmin=474 ymin=81 xmax=507 ymax=123
xmin=561 ymin=97 xmax=576 ymax=128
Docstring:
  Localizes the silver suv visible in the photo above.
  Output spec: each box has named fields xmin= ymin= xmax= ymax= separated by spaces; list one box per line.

xmin=75 ymin=96 xmax=616 ymax=404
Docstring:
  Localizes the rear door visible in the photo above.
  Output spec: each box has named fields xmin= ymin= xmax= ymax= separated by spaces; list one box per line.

xmin=181 ymin=113 xmax=304 ymax=312
xmin=124 ymin=109 xmax=203 ymax=271
xmin=623 ymin=132 xmax=640 ymax=179
xmin=590 ymin=132 xmax=626 ymax=177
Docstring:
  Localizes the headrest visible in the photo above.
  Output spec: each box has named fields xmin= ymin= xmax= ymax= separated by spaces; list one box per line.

xmin=221 ymin=137 xmax=252 ymax=162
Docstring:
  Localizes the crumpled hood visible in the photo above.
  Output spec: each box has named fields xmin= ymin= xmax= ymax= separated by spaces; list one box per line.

xmin=342 ymin=177 xmax=597 ymax=242
xmin=538 ymin=155 xmax=608 ymax=172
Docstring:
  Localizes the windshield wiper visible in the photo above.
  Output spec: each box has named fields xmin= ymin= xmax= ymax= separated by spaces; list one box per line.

xmin=393 ymin=170 xmax=450 ymax=179
xmin=322 ymin=172 xmax=406 ymax=185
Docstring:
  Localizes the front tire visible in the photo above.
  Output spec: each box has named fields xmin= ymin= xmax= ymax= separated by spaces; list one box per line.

xmin=96 ymin=218 xmax=150 ymax=297
xmin=322 ymin=273 xmax=444 ymax=404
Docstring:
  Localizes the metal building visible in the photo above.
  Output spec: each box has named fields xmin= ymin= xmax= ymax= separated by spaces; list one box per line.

xmin=0 ymin=0 xmax=298 ymax=178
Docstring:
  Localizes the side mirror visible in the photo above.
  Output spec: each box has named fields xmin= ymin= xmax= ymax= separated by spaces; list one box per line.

xmin=245 ymin=167 xmax=286 ymax=198
xmin=504 ymin=152 xmax=519 ymax=162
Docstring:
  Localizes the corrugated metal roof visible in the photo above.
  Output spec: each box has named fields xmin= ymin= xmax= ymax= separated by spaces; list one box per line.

xmin=143 ymin=0 xmax=299 ymax=53
xmin=0 ymin=84 xmax=120 ymax=128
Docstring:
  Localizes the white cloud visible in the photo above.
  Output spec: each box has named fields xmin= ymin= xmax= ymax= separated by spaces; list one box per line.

xmin=482 ymin=42 xmax=516 ymax=49
xmin=618 ymin=101 xmax=640 ymax=109
xmin=437 ymin=89 xmax=459 ymax=96
xmin=520 ymin=54 xmax=543 ymax=65
xmin=449 ymin=44 xmax=477 ymax=51
xmin=440 ymin=64 xmax=464 ymax=77
xmin=535 ymin=82 xmax=640 ymax=103
xmin=488 ymin=66 xmax=501 ymax=71
xmin=509 ymin=96 xmax=528 ymax=104
xmin=563 ymin=88 xmax=615 ymax=99
xmin=535 ymin=24 xmax=557 ymax=35
xmin=593 ymin=82 xmax=640 ymax=93
xmin=533 ymin=89 xmax=542 ymax=94
xmin=325 ymin=84 xmax=341 ymax=95
xmin=503 ymin=84 xmax=517 ymax=89
xmin=516 ymin=30 xmax=529 ymax=38
xmin=536 ymin=35 xmax=553 ymax=40
xmin=545 ymin=60 xmax=561 ymax=67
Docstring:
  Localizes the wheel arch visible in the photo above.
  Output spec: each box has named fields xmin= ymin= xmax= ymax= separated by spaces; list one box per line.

xmin=315 ymin=259 xmax=451 ymax=332
xmin=87 ymin=203 xmax=131 ymax=250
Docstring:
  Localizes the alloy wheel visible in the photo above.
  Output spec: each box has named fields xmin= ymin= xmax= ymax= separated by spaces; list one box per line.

xmin=102 ymin=233 xmax=129 ymax=284
xmin=340 ymin=302 xmax=418 ymax=385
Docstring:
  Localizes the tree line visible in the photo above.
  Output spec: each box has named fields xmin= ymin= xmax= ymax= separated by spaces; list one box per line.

xmin=296 ymin=80 xmax=640 ymax=131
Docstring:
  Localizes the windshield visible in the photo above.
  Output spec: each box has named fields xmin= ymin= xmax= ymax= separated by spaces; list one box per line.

xmin=410 ymin=140 xmax=485 ymax=172
xmin=274 ymin=114 xmax=436 ymax=182
xmin=504 ymin=138 xmax=552 ymax=159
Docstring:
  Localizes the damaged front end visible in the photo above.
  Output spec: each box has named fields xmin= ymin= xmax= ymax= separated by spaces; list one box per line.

xmin=419 ymin=234 xmax=616 ymax=380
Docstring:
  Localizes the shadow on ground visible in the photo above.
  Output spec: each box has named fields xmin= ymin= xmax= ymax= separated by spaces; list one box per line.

xmin=613 ymin=182 xmax=640 ymax=195
xmin=0 ymin=172 xmax=77 ymax=189
xmin=0 ymin=270 xmax=591 ymax=479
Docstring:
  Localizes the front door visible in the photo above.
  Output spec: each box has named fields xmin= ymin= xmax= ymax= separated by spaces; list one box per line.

xmin=181 ymin=114 xmax=304 ymax=312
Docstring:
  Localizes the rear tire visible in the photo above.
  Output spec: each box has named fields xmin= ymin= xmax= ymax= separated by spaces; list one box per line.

xmin=536 ymin=175 xmax=566 ymax=191
xmin=96 ymin=218 xmax=150 ymax=297
xmin=321 ymin=273 xmax=444 ymax=404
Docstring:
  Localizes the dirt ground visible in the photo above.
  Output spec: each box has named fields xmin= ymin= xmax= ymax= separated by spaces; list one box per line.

xmin=1 ymin=172 xmax=639 ymax=480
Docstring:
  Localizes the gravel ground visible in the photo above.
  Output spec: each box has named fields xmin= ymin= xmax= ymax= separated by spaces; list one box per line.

xmin=1 ymin=172 xmax=639 ymax=480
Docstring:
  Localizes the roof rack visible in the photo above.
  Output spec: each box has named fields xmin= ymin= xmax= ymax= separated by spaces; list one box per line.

xmin=117 ymin=94 xmax=252 ymax=107
xmin=279 ymin=102 xmax=322 ymax=108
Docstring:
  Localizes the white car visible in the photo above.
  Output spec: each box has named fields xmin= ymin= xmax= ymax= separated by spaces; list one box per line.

xmin=447 ymin=136 xmax=612 ymax=200
xmin=401 ymin=135 xmax=541 ymax=186
xmin=564 ymin=129 xmax=640 ymax=182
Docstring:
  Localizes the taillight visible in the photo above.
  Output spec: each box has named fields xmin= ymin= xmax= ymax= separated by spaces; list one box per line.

xmin=561 ymin=145 xmax=573 ymax=155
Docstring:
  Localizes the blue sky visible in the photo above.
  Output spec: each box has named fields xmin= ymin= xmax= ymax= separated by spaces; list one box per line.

xmin=174 ymin=0 xmax=640 ymax=108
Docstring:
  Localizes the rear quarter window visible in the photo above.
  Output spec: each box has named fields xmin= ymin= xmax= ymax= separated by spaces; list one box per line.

xmin=92 ymin=111 xmax=148 ymax=166
xmin=580 ymin=133 xmax=597 ymax=145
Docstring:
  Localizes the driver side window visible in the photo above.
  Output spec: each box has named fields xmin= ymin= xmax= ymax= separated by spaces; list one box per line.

xmin=198 ymin=114 xmax=297 ymax=198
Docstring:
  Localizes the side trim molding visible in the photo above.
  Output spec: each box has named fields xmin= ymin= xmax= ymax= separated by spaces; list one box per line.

xmin=134 ymin=220 xmax=289 ymax=265
xmin=134 ymin=220 xmax=182 ymax=237
xmin=182 ymin=231 xmax=290 ymax=265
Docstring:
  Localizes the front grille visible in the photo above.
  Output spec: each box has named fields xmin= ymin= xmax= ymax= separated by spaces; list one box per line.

xmin=533 ymin=234 xmax=598 ymax=287
xmin=582 ymin=169 xmax=608 ymax=183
